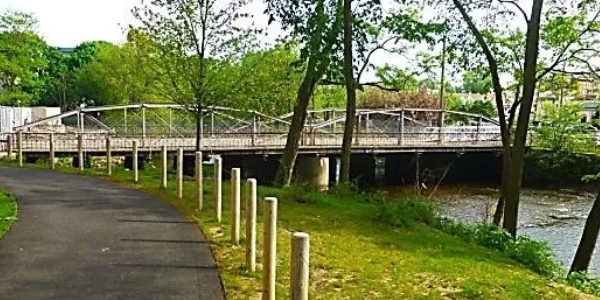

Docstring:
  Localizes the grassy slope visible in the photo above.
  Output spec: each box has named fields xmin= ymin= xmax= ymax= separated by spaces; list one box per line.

xmin=0 ymin=189 xmax=17 ymax=239
xmin=3 ymin=160 xmax=594 ymax=300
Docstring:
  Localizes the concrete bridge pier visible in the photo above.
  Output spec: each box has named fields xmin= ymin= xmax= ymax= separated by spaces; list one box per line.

xmin=295 ymin=155 xmax=330 ymax=191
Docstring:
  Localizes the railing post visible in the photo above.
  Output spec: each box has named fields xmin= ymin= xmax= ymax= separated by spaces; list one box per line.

xmin=196 ymin=151 xmax=203 ymax=210
xmin=17 ymin=132 xmax=22 ymax=167
xmin=49 ymin=133 xmax=55 ymax=170
xmin=7 ymin=134 xmax=12 ymax=161
xmin=252 ymin=114 xmax=257 ymax=147
xmin=476 ymin=117 xmax=482 ymax=142
xmin=78 ymin=133 xmax=84 ymax=172
xmin=438 ymin=111 xmax=445 ymax=144
xmin=399 ymin=109 xmax=405 ymax=146
xmin=246 ymin=178 xmax=257 ymax=271
xmin=355 ymin=114 xmax=361 ymax=146
xmin=177 ymin=148 xmax=183 ymax=199
xmin=160 ymin=146 xmax=168 ymax=188
xmin=141 ymin=105 xmax=146 ymax=147
xmin=291 ymin=232 xmax=310 ymax=300
xmin=214 ymin=156 xmax=223 ymax=222
xmin=133 ymin=140 xmax=139 ymax=183
xmin=106 ymin=137 xmax=112 ymax=176
xmin=262 ymin=197 xmax=278 ymax=300
xmin=231 ymin=168 xmax=241 ymax=245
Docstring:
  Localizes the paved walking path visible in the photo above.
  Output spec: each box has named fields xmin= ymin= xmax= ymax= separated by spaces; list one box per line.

xmin=0 ymin=167 xmax=225 ymax=300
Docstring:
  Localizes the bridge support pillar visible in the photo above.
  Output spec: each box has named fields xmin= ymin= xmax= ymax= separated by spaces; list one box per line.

xmin=295 ymin=155 xmax=329 ymax=191
xmin=349 ymin=154 xmax=376 ymax=187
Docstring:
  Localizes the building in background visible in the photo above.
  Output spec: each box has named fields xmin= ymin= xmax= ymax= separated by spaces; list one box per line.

xmin=0 ymin=106 xmax=61 ymax=133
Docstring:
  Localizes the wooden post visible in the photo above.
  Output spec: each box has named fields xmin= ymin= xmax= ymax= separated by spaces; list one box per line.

xmin=476 ymin=117 xmax=482 ymax=142
xmin=7 ymin=134 xmax=12 ymax=161
xmin=133 ymin=141 xmax=139 ymax=183
xmin=196 ymin=151 xmax=203 ymax=210
xmin=49 ymin=133 xmax=55 ymax=170
xmin=231 ymin=168 xmax=241 ymax=245
xmin=161 ymin=145 xmax=168 ymax=189
xmin=78 ymin=133 xmax=84 ymax=172
xmin=177 ymin=148 xmax=183 ymax=199
xmin=438 ymin=111 xmax=445 ymax=143
xmin=17 ymin=132 xmax=22 ymax=167
xmin=214 ymin=156 xmax=222 ymax=222
xmin=246 ymin=178 xmax=257 ymax=271
xmin=399 ymin=109 xmax=405 ymax=145
xmin=291 ymin=232 xmax=310 ymax=300
xmin=106 ymin=137 xmax=112 ymax=176
xmin=262 ymin=197 xmax=278 ymax=300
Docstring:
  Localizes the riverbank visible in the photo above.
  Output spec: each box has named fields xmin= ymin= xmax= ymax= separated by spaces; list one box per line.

xmin=2 ymin=160 xmax=598 ymax=299
xmin=0 ymin=189 xmax=17 ymax=239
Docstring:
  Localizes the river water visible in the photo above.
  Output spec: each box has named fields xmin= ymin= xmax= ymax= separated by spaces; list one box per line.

xmin=392 ymin=186 xmax=599 ymax=274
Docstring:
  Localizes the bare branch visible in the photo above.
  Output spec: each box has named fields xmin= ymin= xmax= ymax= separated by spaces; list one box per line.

xmin=498 ymin=0 xmax=530 ymax=23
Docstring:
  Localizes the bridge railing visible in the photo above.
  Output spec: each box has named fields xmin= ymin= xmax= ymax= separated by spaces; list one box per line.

xmin=10 ymin=131 xmax=504 ymax=153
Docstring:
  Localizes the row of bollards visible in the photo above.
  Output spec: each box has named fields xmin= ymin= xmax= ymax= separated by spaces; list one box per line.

xmin=12 ymin=133 xmax=310 ymax=299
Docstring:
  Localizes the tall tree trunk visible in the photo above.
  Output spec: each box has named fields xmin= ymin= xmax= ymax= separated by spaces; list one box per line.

xmin=273 ymin=66 xmax=319 ymax=187
xmin=570 ymin=188 xmax=600 ymax=274
xmin=493 ymin=155 xmax=510 ymax=225
xmin=196 ymin=110 xmax=202 ymax=152
xmin=340 ymin=0 xmax=356 ymax=184
xmin=503 ymin=0 xmax=544 ymax=237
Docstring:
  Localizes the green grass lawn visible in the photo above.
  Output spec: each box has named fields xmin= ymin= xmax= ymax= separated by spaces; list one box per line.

xmin=0 ymin=188 xmax=17 ymax=239
xmin=2 ymin=158 xmax=596 ymax=300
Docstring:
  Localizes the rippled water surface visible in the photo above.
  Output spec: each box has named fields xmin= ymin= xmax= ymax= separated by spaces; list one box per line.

xmin=394 ymin=186 xmax=599 ymax=274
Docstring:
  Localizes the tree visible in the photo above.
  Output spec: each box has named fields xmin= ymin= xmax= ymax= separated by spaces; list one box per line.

xmin=446 ymin=97 xmax=497 ymax=124
xmin=570 ymin=187 xmax=600 ymax=274
xmin=433 ymin=0 xmax=600 ymax=236
xmin=533 ymin=103 xmax=591 ymax=152
xmin=0 ymin=10 xmax=47 ymax=105
xmin=133 ymin=0 xmax=254 ymax=150
xmin=462 ymin=68 xmax=492 ymax=94
xmin=376 ymin=64 xmax=420 ymax=92
xmin=269 ymin=0 xmax=343 ymax=187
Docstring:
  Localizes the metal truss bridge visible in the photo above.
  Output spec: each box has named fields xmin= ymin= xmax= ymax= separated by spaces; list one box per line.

xmin=8 ymin=104 xmax=502 ymax=155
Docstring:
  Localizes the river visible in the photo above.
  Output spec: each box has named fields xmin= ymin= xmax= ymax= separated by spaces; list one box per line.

xmin=391 ymin=186 xmax=599 ymax=274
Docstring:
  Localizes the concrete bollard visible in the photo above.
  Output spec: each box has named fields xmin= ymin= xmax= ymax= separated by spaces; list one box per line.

xmin=49 ymin=133 xmax=55 ymax=170
xmin=196 ymin=151 xmax=203 ymax=210
xmin=262 ymin=197 xmax=278 ymax=300
xmin=214 ymin=156 xmax=222 ymax=222
xmin=246 ymin=178 xmax=257 ymax=271
xmin=106 ymin=137 xmax=112 ymax=176
xmin=133 ymin=141 xmax=139 ymax=183
xmin=78 ymin=134 xmax=84 ymax=172
xmin=17 ymin=132 xmax=22 ymax=167
xmin=291 ymin=232 xmax=310 ymax=300
xmin=231 ymin=168 xmax=241 ymax=245
xmin=161 ymin=146 xmax=168 ymax=189
xmin=177 ymin=148 xmax=183 ymax=199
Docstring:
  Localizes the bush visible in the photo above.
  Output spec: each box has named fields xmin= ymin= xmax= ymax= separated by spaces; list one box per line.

xmin=435 ymin=221 xmax=560 ymax=276
xmin=377 ymin=198 xmax=437 ymax=228
xmin=567 ymin=272 xmax=600 ymax=296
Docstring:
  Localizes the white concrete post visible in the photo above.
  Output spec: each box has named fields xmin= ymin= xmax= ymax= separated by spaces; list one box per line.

xmin=49 ymin=133 xmax=55 ymax=170
xmin=214 ymin=156 xmax=223 ymax=222
xmin=161 ymin=145 xmax=168 ymax=189
xmin=177 ymin=148 xmax=183 ymax=199
xmin=231 ymin=168 xmax=241 ymax=245
xmin=262 ymin=197 xmax=278 ymax=300
xmin=196 ymin=151 xmax=203 ymax=210
xmin=17 ymin=132 xmax=22 ymax=167
xmin=291 ymin=232 xmax=310 ymax=300
xmin=106 ymin=137 xmax=112 ymax=176
xmin=78 ymin=134 xmax=84 ymax=172
xmin=246 ymin=178 xmax=257 ymax=271
xmin=133 ymin=141 xmax=139 ymax=183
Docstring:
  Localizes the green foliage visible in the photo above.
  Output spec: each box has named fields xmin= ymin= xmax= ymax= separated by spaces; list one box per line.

xmin=566 ymin=272 xmax=600 ymax=296
xmin=375 ymin=64 xmax=420 ymax=92
xmin=461 ymin=69 xmax=492 ymax=94
xmin=376 ymin=198 xmax=438 ymax=228
xmin=436 ymin=221 xmax=560 ymax=276
xmin=446 ymin=96 xmax=497 ymax=124
xmin=0 ymin=189 xmax=17 ymax=239
xmin=524 ymin=150 xmax=600 ymax=187
xmin=533 ymin=103 xmax=593 ymax=152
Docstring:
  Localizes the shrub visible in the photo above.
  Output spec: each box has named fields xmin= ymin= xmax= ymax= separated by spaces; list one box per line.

xmin=435 ymin=221 xmax=560 ymax=277
xmin=377 ymin=198 xmax=437 ymax=228
xmin=567 ymin=272 xmax=600 ymax=296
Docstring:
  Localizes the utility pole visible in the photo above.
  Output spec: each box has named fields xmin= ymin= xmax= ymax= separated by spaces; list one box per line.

xmin=439 ymin=33 xmax=447 ymax=110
